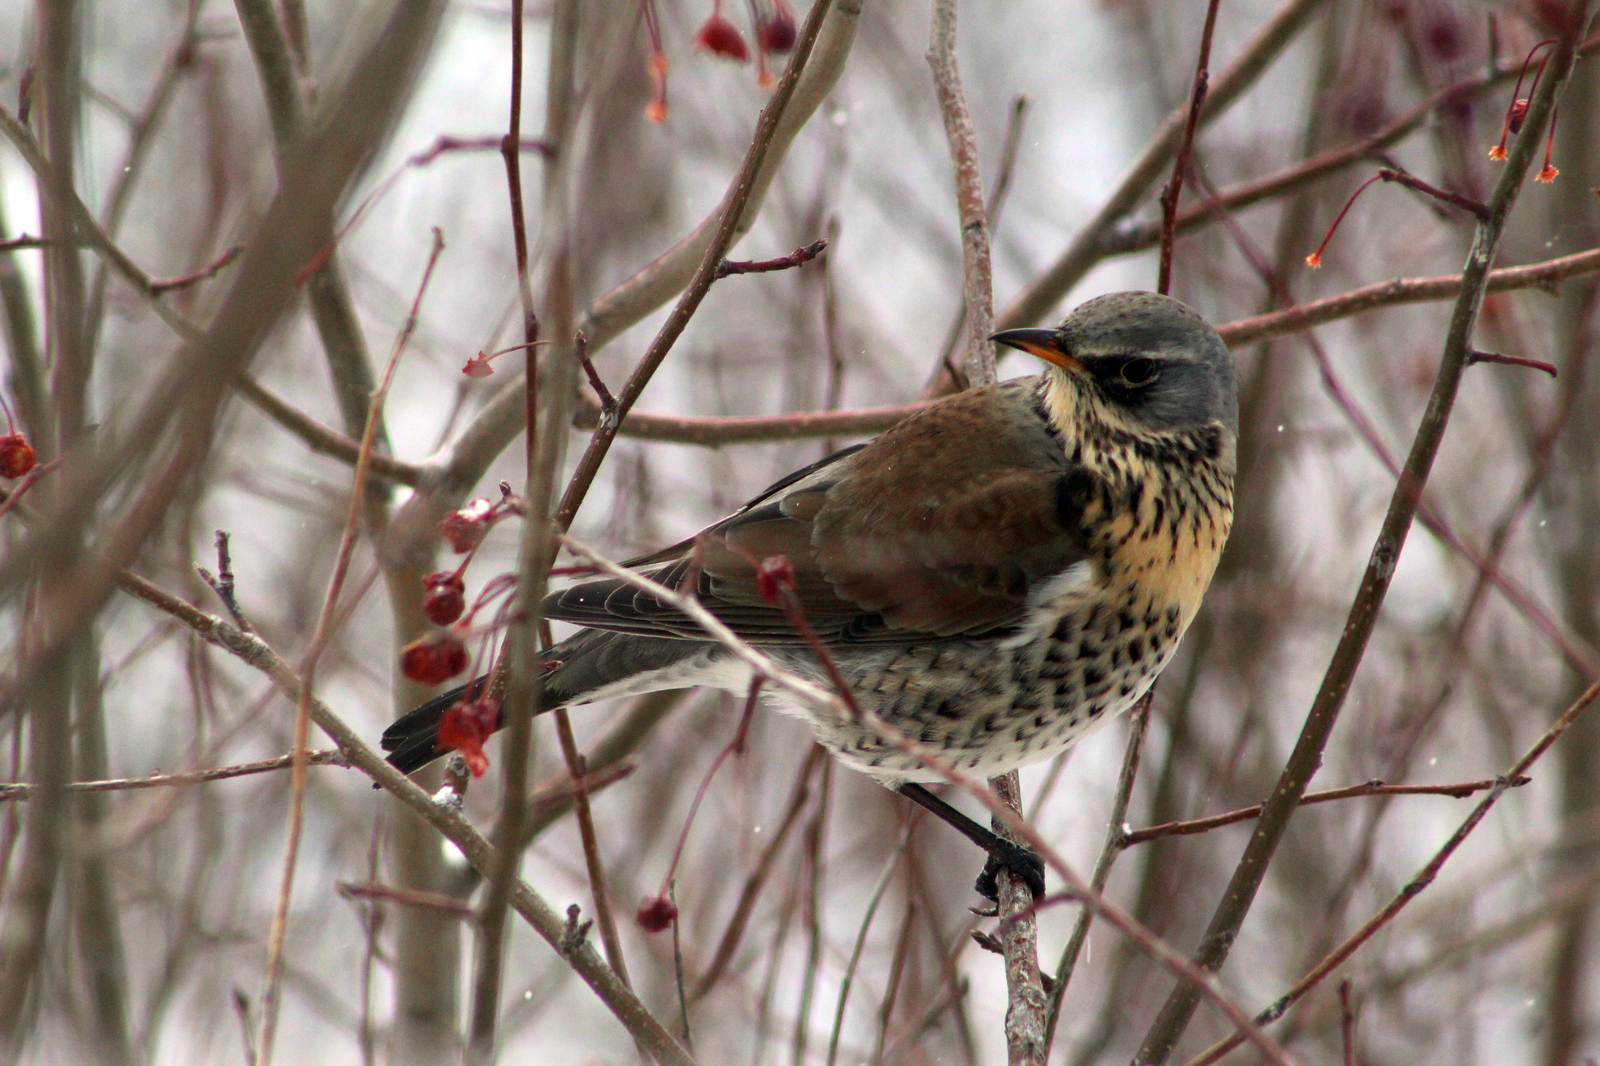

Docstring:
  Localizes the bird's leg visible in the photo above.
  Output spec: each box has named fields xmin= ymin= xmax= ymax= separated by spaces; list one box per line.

xmin=897 ymin=783 xmax=1045 ymax=901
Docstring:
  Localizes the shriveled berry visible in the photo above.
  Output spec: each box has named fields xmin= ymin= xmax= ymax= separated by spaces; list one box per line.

xmin=695 ymin=14 xmax=750 ymax=62
xmin=440 ymin=498 xmax=495 ymax=553
xmin=1506 ymin=98 xmax=1530 ymax=136
xmin=757 ymin=0 xmax=796 ymax=53
xmin=636 ymin=894 xmax=678 ymax=932
xmin=754 ymin=554 xmax=796 ymax=605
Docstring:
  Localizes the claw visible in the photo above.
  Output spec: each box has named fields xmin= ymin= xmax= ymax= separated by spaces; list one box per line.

xmin=974 ymin=838 xmax=1046 ymax=901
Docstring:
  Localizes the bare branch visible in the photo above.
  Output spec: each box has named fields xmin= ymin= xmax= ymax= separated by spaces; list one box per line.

xmin=1135 ymin=15 xmax=1596 ymax=1061
xmin=1121 ymin=776 xmax=1531 ymax=846
xmin=1157 ymin=0 xmax=1221 ymax=296
xmin=1186 ymin=679 xmax=1600 ymax=1066
xmin=0 ymin=750 xmax=348 ymax=801
xmin=715 ymin=237 xmax=828 ymax=279
xmin=996 ymin=0 xmax=1330 ymax=330
xmin=927 ymin=0 xmax=996 ymax=386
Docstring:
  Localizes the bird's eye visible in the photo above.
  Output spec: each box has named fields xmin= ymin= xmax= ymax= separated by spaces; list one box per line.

xmin=1118 ymin=358 xmax=1159 ymax=387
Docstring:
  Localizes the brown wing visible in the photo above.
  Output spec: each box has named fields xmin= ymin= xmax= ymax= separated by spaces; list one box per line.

xmin=546 ymin=378 xmax=1092 ymax=645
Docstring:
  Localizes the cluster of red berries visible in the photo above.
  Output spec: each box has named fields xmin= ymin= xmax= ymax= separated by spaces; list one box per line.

xmin=643 ymin=0 xmax=798 ymax=122
xmin=399 ymin=484 xmax=525 ymax=774
xmin=1486 ymin=39 xmax=1560 ymax=182
xmin=694 ymin=0 xmax=796 ymax=69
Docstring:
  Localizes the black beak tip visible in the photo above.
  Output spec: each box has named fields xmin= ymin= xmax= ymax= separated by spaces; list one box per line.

xmin=988 ymin=328 xmax=1059 ymax=352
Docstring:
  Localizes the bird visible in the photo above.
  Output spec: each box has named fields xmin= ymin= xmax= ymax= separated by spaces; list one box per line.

xmin=383 ymin=290 xmax=1237 ymax=899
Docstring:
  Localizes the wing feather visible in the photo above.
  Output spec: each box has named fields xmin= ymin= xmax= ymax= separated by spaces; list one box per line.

xmin=544 ymin=378 xmax=1092 ymax=647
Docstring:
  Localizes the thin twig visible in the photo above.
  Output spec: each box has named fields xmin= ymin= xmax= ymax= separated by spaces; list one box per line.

xmin=1184 ymin=679 xmax=1600 ymax=1066
xmin=1134 ymin=17 xmax=1593 ymax=1062
xmin=1157 ymin=0 xmax=1221 ymax=296
xmin=148 ymin=244 xmax=244 ymax=294
xmin=336 ymin=881 xmax=476 ymax=919
xmin=1042 ymin=693 xmax=1151 ymax=1048
xmin=1376 ymin=167 xmax=1490 ymax=220
xmin=1468 ymin=348 xmax=1558 ymax=376
xmin=715 ymin=237 xmax=828 ymax=279
xmin=572 ymin=331 xmax=615 ymax=412
xmin=408 ymin=134 xmax=554 ymax=165
xmin=1215 ymin=245 xmax=1600 ymax=347
xmin=1120 ymin=776 xmax=1531 ymax=846
xmin=0 ymin=750 xmax=347 ymax=801
xmin=931 ymin=94 xmax=1030 ymax=385
xmin=554 ymin=709 xmax=632 ymax=988
xmin=989 ymin=770 xmax=1046 ymax=1066
xmin=197 ymin=529 xmax=252 ymax=632
xmin=825 ymin=821 xmax=912 ymax=1066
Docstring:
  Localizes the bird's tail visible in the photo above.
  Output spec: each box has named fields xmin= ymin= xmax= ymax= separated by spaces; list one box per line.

xmin=381 ymin=628 xmax=706 ymax=774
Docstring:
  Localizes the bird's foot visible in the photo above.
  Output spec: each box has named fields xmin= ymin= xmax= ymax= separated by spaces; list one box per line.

xmin=974 ymin=838 xmax=1045 ymax=902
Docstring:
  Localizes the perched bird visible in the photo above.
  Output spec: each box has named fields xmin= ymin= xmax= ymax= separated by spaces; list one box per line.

xmin=384 ymin=290 xmax=1237 ymax=897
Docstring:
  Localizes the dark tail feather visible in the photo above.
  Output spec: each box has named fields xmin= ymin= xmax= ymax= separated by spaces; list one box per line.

xmin=381 ymin=629 xmax=708 ymax=776
xmin=381 ymin=677 xmax=497 ymax=774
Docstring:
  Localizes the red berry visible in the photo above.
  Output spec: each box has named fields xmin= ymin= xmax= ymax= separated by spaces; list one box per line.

xmin=0 ymin=434 xmax=35 ymax=479
xmin=423 ymin=571 xmax=466 ymax=625
xmin=636 ymin=894 xmax=678 ymax=932
xmin=400 ymin=634 xmax=468 ymax=685
xmin=754 ymin=555 xmax=796 ymax=605
xmin=757 ymin=0 xmax=796 ymax=53
xmin=695 ymin=14 xmax=750 ymax=62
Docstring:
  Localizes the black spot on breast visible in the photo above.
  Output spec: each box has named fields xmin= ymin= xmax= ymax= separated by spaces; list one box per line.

xmin=1055 ymin=469 xmax=1096 ymax=528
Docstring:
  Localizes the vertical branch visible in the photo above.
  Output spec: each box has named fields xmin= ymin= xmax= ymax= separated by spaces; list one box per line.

xmin=1156 ymin=0 xmax=1221 ymax=296
xmin=467 ymin=0 xmax=579 ymax=1057
xmin=990 ymin=771 xmax=1046 ymax=1066
xmin=259 ymin=233 xmax=444 ymax=1066
xmin=0 ymin=4 xmax=83 ymax=1050
xmin=1133 ymin=9 xmax=1596 ymax=1062
xmin=926 ymin=0 xmax=996 ymax=387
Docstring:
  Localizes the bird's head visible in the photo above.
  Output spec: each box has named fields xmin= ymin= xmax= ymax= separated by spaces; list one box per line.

xmin=991 ymin=291 xmax=1238 ymax=441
